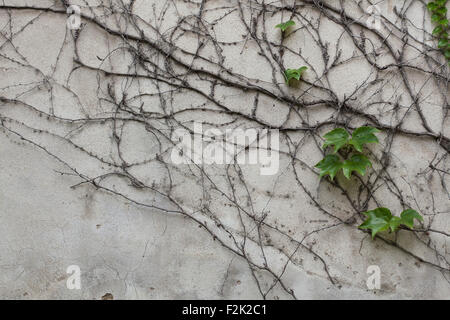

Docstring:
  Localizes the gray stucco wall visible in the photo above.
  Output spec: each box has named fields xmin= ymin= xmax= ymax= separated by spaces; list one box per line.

xmin=0 ymin=0 xmax=449 ymax=299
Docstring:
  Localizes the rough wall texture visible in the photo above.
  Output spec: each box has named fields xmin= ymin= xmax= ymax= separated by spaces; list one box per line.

xmin=0 ymin=0 xmax=449 ymax=299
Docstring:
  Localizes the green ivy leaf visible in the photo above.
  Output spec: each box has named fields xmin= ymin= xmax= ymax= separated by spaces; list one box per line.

xmin=342 ymin=154 xmax=372 ymax=179
xmin=445 ymin=49 xmax=450 ymax=59
xmin=389 ymin=216 xmax=403 ymax=232
xmin=428 ymin=2 xmax=438 ymax=11
xmin=275 ymin=20 xmax=295 ymax=32
xmin=432 ymin=13 xmax=442 ymax=22
xmin=284 ymin=67 xmax=307 ymax=84
xmin=400 ymin=209 xmax=423 ymax=228
xmin=359 ymin=207 xmax=424 ymax=239
xmin=359 ymin=208 xmax=392 ymax=239
xmin=433 ymin=25 xmax=444 ymax=35
xmin=316 ymin=126 xmax=381 ymax=180
xmin=436 ymin=7 xmax=448 ymax=16
xmin=438 ymin=38 xmax=448 ymax=48
xmin=322 ymin=128 xmax=350 ymax=153
xmin=348 ymin=126 xmax=380 ymax=152
xmin=315 ymin=154 xmax=343 ymax=181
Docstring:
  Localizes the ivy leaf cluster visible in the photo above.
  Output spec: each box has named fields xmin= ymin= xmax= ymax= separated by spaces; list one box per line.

xmin=275 ymin=20 xmax=295 ymax=32
xmin=315 ymin=126 xmax=380 ymax=180
xmin=274 ymin=20 xmax=424 ymax=243
xmin=283 ymin=67 xmax=308 ymax=85
xmin=359 ymin=208 xmax=424 ymax=238
xmin=275 ymin=20 xmax=308 ymax=86
xmin=427 ymin=0 xmax=450 ymax=65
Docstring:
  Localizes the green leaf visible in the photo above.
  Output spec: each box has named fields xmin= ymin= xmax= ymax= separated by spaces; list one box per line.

xmin=436 ymin=7 xmax=448 ymax=16
xmin=445 ymin=50 xmax=450 ymax=59
xmin=433 ymin=25 xmax=444 ymax=35
xmin=275 ymin=20 xmax=295 ymax=32
xmin=432 ymin=13 xmax=441 ymax=22
xmin=284 ymin=66 xmax=307 ymax=84
xmin=438 ymin=38 xmax=448 ymax=48
xmin=359 ymin=207 xmax=423 ymax=239
xmin=315 ymin=154 xmax=343 ymax=181
xmin=342 ymin=154 xmax=372 ymax=179
xmin=389 ymin=216 xmax=403 ymax=232
xmin=348 ymin=126 xmax=380 ymax=152
xmin=359 ymin=208 xmax=392 ymax=239
xmin=438 ymin=18 xmax=449 ymax=26
xmin=400 ymin=209 xmax=423 ymax=228
xmin=427 ymin=2 xmax=437 ymax=11
xmin=322 ymin=128 xmax=350 ymax=153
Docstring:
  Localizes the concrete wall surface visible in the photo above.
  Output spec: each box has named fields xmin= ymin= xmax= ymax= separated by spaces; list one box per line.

xmin=0 ymin=0 xmax=449 ymax=299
